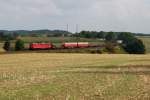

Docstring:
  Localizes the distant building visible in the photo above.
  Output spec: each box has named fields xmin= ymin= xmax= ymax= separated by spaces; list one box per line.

xmin=117 ymin=40 xmax=123 ymax=44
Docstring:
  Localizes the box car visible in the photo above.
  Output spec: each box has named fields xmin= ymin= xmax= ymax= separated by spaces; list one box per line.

xmin=29 ymin=43 xmax=54 ymax=50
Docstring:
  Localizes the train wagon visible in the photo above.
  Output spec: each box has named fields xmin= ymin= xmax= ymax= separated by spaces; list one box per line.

xmin=78 ymin=42 xmax=89 ymax=48
xmin=29 ymin=43 xmax=54 ymax=50
xmin=62 ymin=42 xmax=89 ymax=48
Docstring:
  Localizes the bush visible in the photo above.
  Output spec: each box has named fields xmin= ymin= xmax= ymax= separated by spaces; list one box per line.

xmin=117 ymin=32 xmax=145 ymax=54
xmin=15 ymin=39 xmax=25 ymax=51
xmin=123 ymin=39 xmax=145 ymax=54
xmin=3 ymin=40 xmax=11 ymax=51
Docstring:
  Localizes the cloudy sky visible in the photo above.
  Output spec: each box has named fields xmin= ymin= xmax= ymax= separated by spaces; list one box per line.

xmin=0 ymin=0 xmax=150 ymax=33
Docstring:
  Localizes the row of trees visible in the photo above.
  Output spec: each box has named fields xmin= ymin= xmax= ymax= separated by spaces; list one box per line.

xmin=3 ymin=39 xmax=24 ymax=51
xmin=0 ymin=32 xmax=19 ymax=41
xmin=77 ymin=31 xmax=145 ymax=54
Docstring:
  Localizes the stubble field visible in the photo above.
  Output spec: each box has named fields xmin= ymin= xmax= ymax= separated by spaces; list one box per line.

xmin=0 ymin=53 xmax=150 ymax=100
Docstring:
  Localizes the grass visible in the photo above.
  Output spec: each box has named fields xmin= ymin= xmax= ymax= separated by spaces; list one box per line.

xmin=0 ymin=53 xmax=150 ymax=100
xmin=20 ymin=36 xmax=103 ymax=43
xmin=138 ymin=36 xmax=150 ymax=53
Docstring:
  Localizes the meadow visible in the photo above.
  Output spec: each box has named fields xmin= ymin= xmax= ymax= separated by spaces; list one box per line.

xmin=0 ymin=53 xmax=150 ymax=100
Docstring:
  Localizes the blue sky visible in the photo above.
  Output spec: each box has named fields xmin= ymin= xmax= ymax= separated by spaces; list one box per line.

xmin=0 ymin=0 xmax=150 ymax=33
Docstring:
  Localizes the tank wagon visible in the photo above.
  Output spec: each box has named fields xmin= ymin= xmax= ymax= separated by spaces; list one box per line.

xmin=61 ymin=42 xmax=89 ymax=48
xmin=29 ymin=43 xmax=54 ymax=50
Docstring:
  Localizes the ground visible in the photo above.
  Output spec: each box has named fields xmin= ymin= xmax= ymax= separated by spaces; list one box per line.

xmin=0 ymin=53 xmax=150 ymax=100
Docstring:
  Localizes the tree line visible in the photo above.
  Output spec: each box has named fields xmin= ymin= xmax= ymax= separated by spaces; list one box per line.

xmin=75 ymin=31 xmax=146 ymax=54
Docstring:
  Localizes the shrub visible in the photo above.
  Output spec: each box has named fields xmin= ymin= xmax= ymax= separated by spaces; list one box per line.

xmin=3 ymin=40 xmax=11 ymax=51
xmin=123 ymin=39 xmax=145 ymax=54
xmin=105 ymin=42 xmax=115 ymax=53
xmin=118 ymin=32 xmax=146 ymax=54
xmin=15 ymin=39 xmax=25 ymax=51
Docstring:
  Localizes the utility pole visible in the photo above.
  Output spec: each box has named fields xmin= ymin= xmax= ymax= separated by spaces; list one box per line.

xmin=76 ymin=24 xmax=79 ymax=47
xmin=76 ymin=24 xmax=78 ymax=34
xmin=67 ymin=24 xmax=69 ymax=32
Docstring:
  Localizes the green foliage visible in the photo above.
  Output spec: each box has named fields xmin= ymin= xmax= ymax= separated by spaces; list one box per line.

xmin=78 ymin=31 xmax=106 ymax=39
xmin=124 ymin=39 xmax=145 ymax=54
xmin=97 ymin=31 xmax=105 ymax=39
xmin=15 ymin=39 xmax=25 ymax=51
xmin=0 ymin=32 xmax=18 ymax=41
xmin=117 ymin=32 xmax=135 ymax=44
xmin=105 ymin=32 xmax=116 ymax=42
xmin=3 ymin=40 xmax=11 ymax=51
xmin=117 ymin=32 xmax=145 ymax=54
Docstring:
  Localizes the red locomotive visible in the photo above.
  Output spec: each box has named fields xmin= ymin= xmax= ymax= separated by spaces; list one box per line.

xmin=29 ymin=43 xmax=54 ymax=50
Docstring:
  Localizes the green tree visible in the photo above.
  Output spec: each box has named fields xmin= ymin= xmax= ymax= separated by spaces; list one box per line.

xmin=97 ymin=31 xmax=105 ymax=39
xmin=124 ymin=39 xmax=145 ymax=54
xmin=117 ymin=32 xmax=145 ymax=54
xmin=105 ymin=32 xmax=116 ymax=42
xmin=3 ymin=40 xmax=11 ymax=51
xmin=15 ymin=39 xmax=25 ymax=51
xmin=117 ymin=32 xmax=135 ymax=44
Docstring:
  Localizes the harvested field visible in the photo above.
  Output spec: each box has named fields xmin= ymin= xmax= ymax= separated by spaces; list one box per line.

xmin=0 ymin=53 xmax=150 ymax=100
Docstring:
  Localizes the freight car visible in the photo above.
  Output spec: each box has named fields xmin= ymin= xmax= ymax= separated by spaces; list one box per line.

xmin=61 ymin=42 xmax=89 ymax=48
xmin=29 ymin=43 xmax=54 ymax=50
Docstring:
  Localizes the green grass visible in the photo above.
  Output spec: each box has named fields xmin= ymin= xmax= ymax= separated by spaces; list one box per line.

xmin=20 ymin=36 xmax=103 ymax=43
xmin=0 ymin=53 xmax=150 ymax=100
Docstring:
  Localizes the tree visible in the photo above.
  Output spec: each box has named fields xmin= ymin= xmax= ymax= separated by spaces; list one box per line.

xmin=97 ymin=31 xmax=105 ymax=39
xmin=0 ymin=32 xmax=5 ymax=40
xmin=117 ymin=32 xmax=135 ymax=44
xmin=15 ymin=39 xmax=25 ymax=51
xmin=105 ymin=32 xmax=116 ymax=42
xmin=12 ymin=32 xmax=20 ymax=39
xmin=3 ymin=40 xmax=11 ymax=51
xmin=124 ymin=39 xmax=145 ymax=54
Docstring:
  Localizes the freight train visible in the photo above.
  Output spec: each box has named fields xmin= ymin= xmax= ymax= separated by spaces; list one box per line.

xmin=29 ymin=42 xmax=96 ymax=50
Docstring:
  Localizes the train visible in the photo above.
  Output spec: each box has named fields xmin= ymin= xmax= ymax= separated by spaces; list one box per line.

xmin=29 ymin=42 xmax=96 ymax=50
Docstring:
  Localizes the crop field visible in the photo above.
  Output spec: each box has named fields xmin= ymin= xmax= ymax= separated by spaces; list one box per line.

xmin=0 ymin=43 xmax=5 ymax=52
xmin=0 ymin=53 xmax=150 ymax=100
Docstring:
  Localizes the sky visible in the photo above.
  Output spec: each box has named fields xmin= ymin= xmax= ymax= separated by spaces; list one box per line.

xmin=0 ymin=0 xmax=150 ymax=33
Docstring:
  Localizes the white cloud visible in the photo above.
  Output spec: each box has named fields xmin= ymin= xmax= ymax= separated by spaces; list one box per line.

xmin=0 ymin=0 xmax=150 ymax=33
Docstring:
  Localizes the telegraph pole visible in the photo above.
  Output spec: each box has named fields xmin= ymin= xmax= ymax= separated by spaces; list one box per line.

xmin=76 ymin=24 xmax=79 ymax=47
xmin=67 ymin=24 xmax=69 ymax=32
xmin=76 ymin=24 xmax=78 ymax=34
